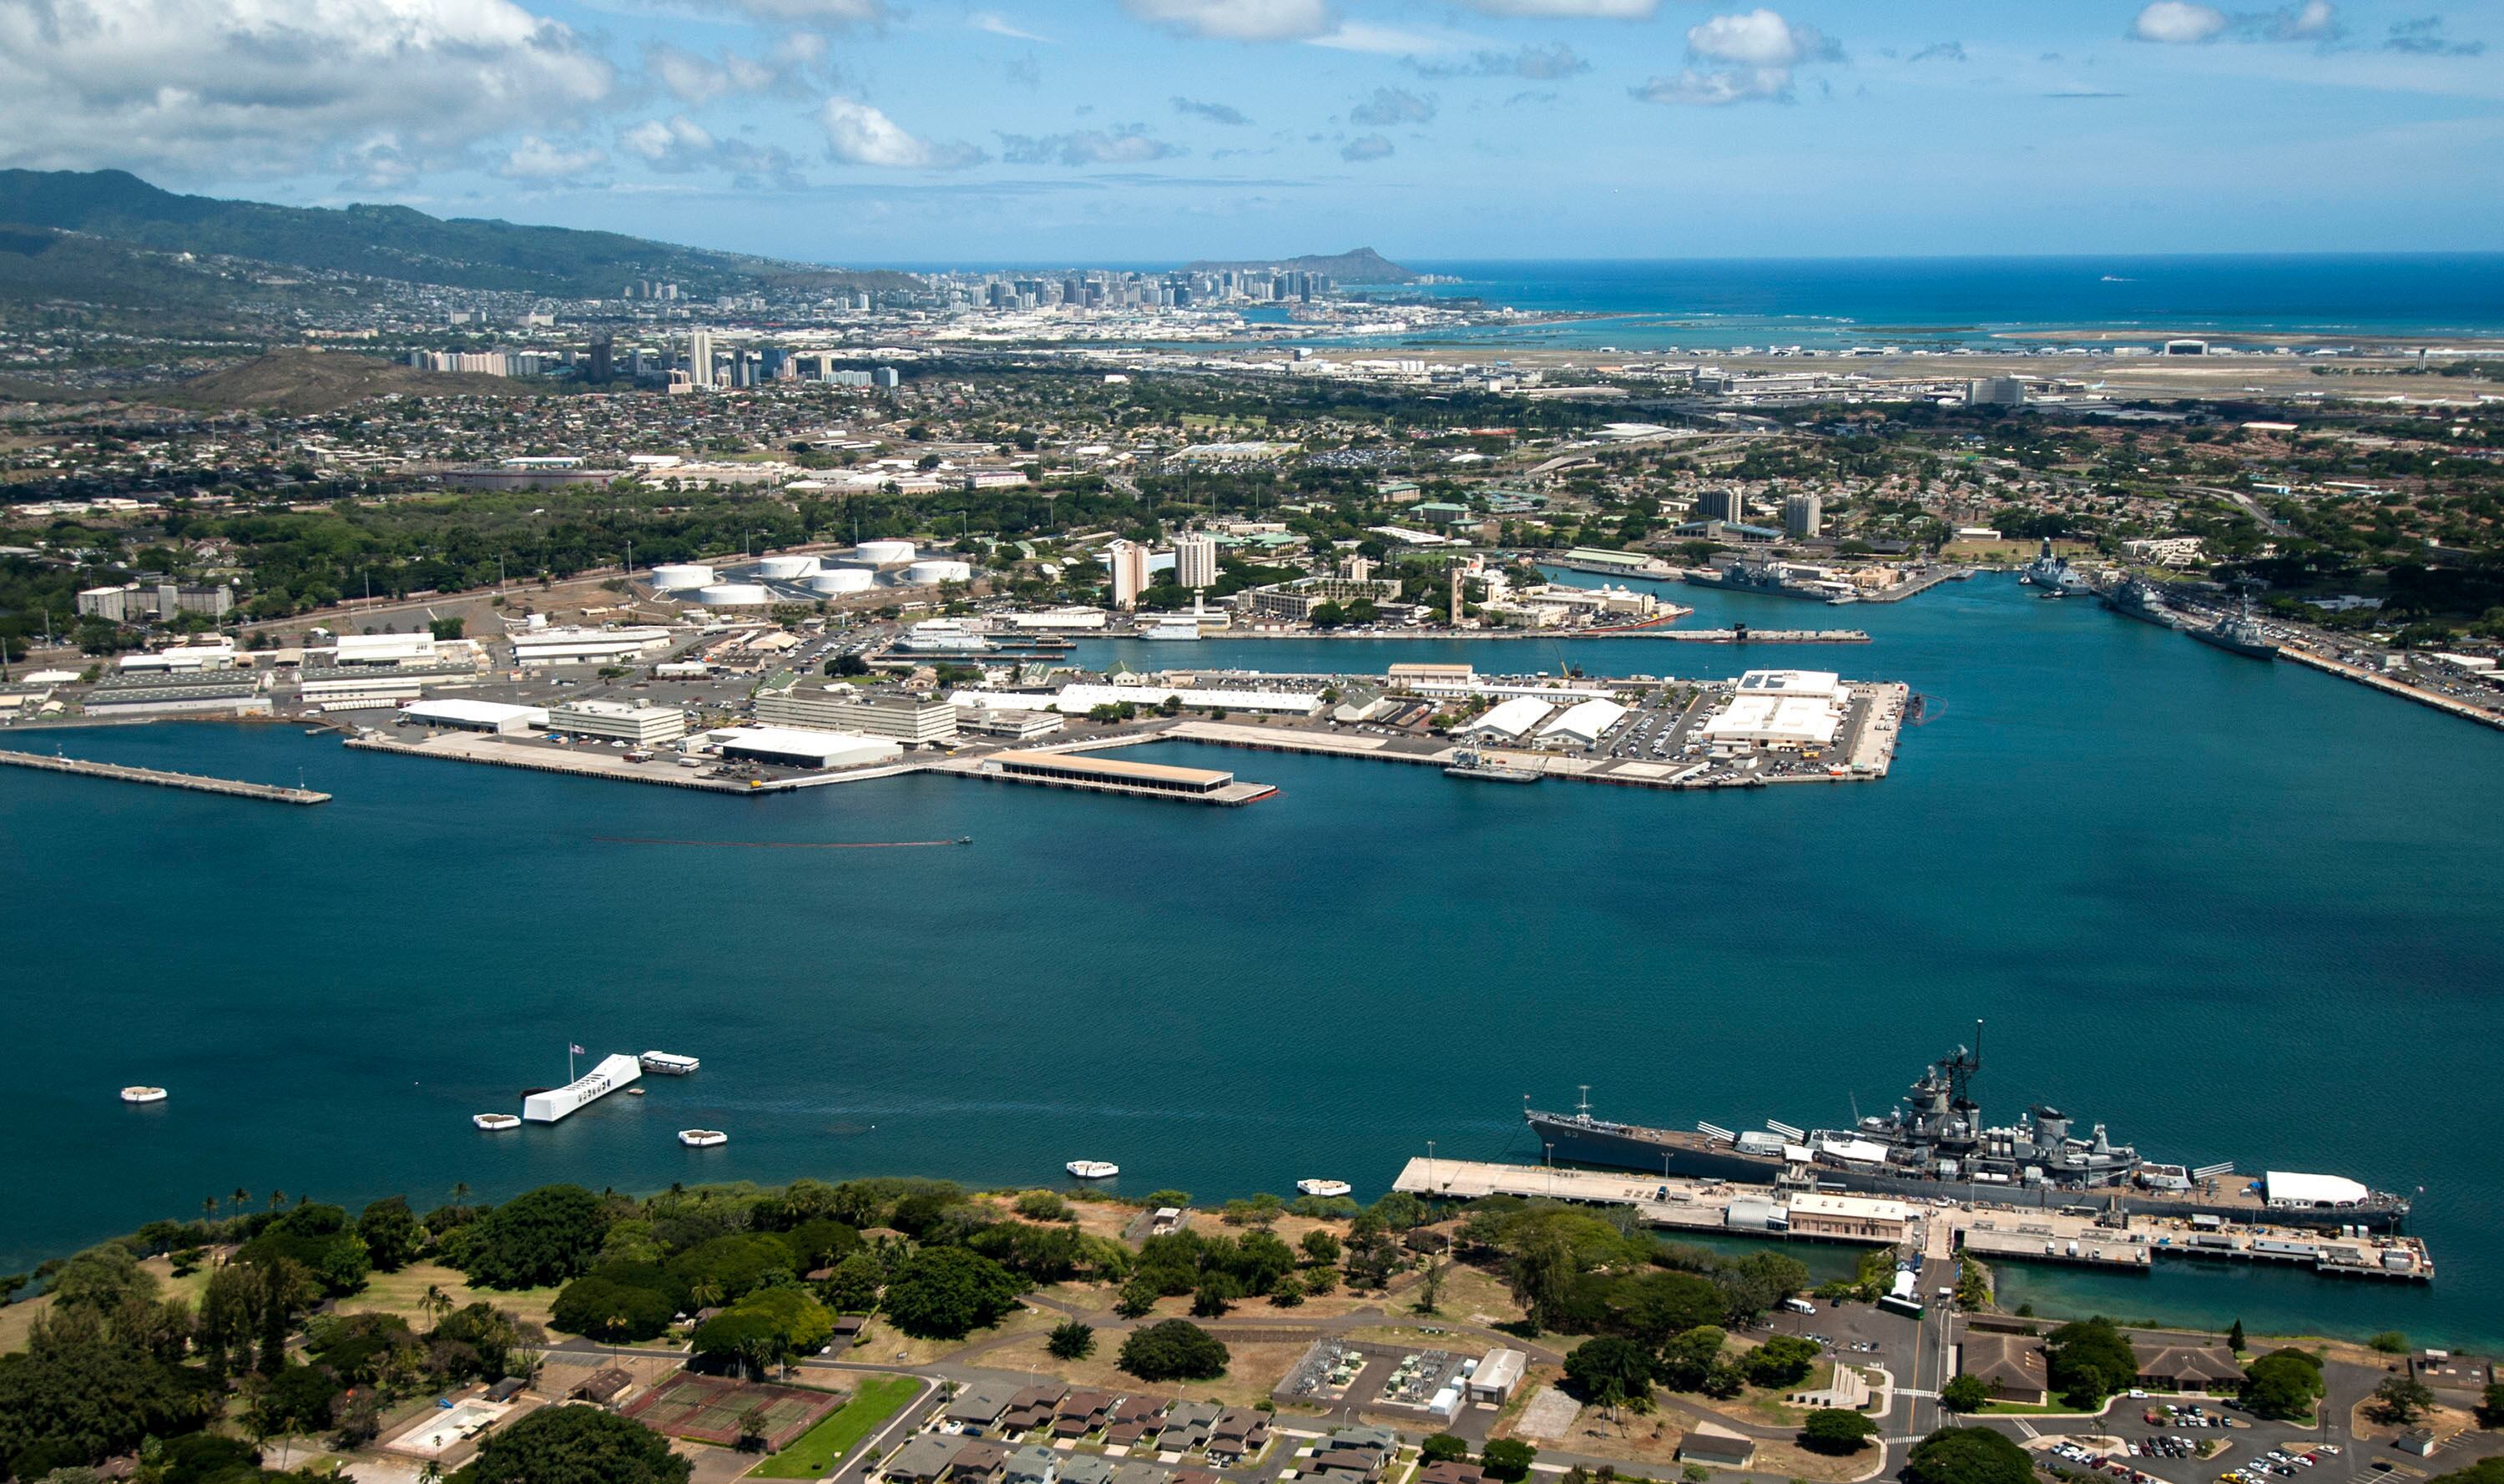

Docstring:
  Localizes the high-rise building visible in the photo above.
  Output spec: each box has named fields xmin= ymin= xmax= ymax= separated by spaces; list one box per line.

xmin=689 ymin=328 xmax=714 ymax=389
xmin=1174 ymin=534 xmax=1218 ymax=590
xmin=871 ymin=366 xmax=900 ymax=390
xmin=1106 ymin=539 xmax=1149 ymax=612
xmin=1966 ymin=376 xmax=2027 ymax=407
xmin=1781 ymin=493 xmax=1824 ymax=539
xmin=1697 ymin=488 xmax=1746 ymax=524
xmin=587 ymin=332 xmax=613 ymax=384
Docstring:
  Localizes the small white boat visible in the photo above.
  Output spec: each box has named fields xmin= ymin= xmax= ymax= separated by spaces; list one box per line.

xmin=472 ymin=1113 xmax=521 ymax=1132
xmin=1065 ymin=1160 xmax=1119 ymax=1179
xmin=640 ymin=1051 xmax=701 ymax=1075
xmin=119 ymin=1086 xmax=168 ymax=1105
xmin=679 ymin=1129 xmax=729 ymax=1148
xmin=1296 ymin=1179 xmax=1353 ymax=1199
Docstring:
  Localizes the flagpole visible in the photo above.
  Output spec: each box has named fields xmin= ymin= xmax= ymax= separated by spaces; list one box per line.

xmin=569 ymin=1043 xmax=576 ymax=1083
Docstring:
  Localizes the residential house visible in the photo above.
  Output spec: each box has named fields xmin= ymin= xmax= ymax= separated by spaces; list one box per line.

xmin=948 ymin=1440 xmax=1010 ymax=1484
xmin=1207 ymin=1409 xmax=1270 ymax=1462
xmin=1004 ymin=1445 xmax=1059 ymax=1484
xmin=886 ymin=1436 xmax=966 ymax=1484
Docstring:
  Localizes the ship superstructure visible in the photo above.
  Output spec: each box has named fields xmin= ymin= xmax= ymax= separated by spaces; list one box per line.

xmin=1524 ymin=1022 xmax=2410 ymax=1229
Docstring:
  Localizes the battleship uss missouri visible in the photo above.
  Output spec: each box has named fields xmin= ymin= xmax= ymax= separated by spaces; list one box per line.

xmin=1526 ymin=1022 xmax=2411 ymax=1229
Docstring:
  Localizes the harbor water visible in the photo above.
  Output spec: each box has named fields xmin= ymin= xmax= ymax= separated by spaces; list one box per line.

xmin=4 ymin=574 xmax=2501 ymax=1345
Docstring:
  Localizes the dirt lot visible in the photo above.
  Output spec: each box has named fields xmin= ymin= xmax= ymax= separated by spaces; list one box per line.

xmin=977 ymin=1332 xmax=1320 ymax=1411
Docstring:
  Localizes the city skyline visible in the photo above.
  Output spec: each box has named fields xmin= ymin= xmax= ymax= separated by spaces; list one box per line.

xmin=0 ymin=0 xmax=2496 ymax=265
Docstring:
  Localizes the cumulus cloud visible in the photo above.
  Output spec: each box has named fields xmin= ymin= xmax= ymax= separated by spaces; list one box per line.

xmin=644 ymin=41 xmax=805 ymax=104
xmin=615 ymin=114 xmax=800 ymax=184
xmin=1632 ymin=8 xmax=1840 ymax=104
xmin=1411 ymin=43 xmax=1591 ymax=78
xmin=1173 ymin=96 xmax=1252 ymax=124
xmin=2132 ymin=2 xmax=2233 ymax=42
xmin=997 ymin=125 xmax=1183 ymax=165
xmin=1340 ymin=133 xmax=1395 ymax=161
xmin=1907 ymin=40 xmax=1966 ymax=62
xmin=0 ymin=0 xmax=612 ymax=179
xmin=1123 ymin=0 xmax=1332 ymax=42
xmin=819 ymin=96 xmax=987 ymax=169
xmin=1349 ymin=87 xmax=1437 ymax=124
xmin=499 ymin=135 xmax=609 ymax=181
xmin=2132 ymin=0 xmax=2347 ymax=43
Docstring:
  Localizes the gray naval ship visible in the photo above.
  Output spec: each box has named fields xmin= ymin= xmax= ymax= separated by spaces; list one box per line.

xmin=2019 ymin=538 xmax=2095 ymax=597
xmin=1525 ymin=1023 xmax=2411 ymax=1229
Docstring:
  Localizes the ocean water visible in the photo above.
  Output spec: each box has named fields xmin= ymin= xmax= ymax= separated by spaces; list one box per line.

xmin=1337 ymin=254 xmax=2504 ymax=350
xmin=5 ymin=574 xmax=2502 ymax=1346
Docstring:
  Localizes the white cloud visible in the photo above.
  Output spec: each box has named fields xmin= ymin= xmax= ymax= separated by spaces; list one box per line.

xmin=1173 ymin=97 xmax=1253 ymax=124
xmin=618 ymin=114 xmax=714 ymax=166
xmin=819 ymin=97 xmax=987 ymax=169
xmin=1412 ymin=43 xmax=1592 ymax=78
xmin=645 ymin=43 xmax=785 ymax=104
xmin=0 ymin=0 xmax=612 ymax=179
xmin=499 ymin=135 xmax=609 ymax=180
xmin=1686 ymin=8 xmax=1837 ymax=66
xmin=1454 ymin=0 xmax=1656 ymax=15
xmin=1124 ymin=0 xmax=1333 ymax=42
xmin=1350 ymin=87 xmax=1437 ymax=124
xmin=971 ymin=11 xmax=1052 ymax=42
xmin=998 ymin=126 xmax=1183 ymax=165
xmin=1340 ymin=133 xmax=1395 ymax=161
xmin=2133 ymin=1 xmax=2231 ymax=43
xmin=1633 ymin=8 xmax=1840 ymax=104
xmin=2281 ymin=0 xmax=2339 ymax=37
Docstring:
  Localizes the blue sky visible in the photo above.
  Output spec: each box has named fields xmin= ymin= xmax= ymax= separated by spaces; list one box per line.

xmin=0 ymin=0 xmax=2496 ymax=263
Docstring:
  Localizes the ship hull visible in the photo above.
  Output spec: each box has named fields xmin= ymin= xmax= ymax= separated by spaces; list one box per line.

xmin=2189 ymin=627 xmax=2276 ymax=660
xmin=1525 ymin=1113 xmax=2403 ymax=1231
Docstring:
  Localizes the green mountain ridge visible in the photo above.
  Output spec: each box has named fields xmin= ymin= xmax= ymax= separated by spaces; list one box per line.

xmin=0 ymin=169 xmax=916 ymax=300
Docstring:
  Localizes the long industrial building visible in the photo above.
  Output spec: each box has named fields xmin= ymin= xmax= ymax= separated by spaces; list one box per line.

xmin=983 ymin=750 xmax=1237 ymax=796
xmin=548 ymin=700 xmax=688 ymax=745
xmin=709 ymin=726 xmax=901 ymax=770
xmin=755 ymin=689 xmax=958 ymax=744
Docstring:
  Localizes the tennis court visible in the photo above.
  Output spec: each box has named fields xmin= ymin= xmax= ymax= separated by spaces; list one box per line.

xmin=621 ymin=1371 xmax=841 ymax=1450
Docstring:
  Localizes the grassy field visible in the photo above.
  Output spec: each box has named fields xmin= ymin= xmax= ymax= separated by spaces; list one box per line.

xmin=0 ymin=1254 xmax=213 ymax=1355
xmin=750 ymin=1374 xmax=923 ymax=1479
xmin=978 ymin=1332 xmax=1315 ymax=1411
xmin=331 ymin=1262 xmax=561 ymax=1331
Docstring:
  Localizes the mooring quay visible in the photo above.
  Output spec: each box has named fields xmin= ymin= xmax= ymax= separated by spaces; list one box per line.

xmin=0 ymin=747 xmax=331 ymax=804
xmin=1390 ymin=1157 xmax=2432 ymax=1284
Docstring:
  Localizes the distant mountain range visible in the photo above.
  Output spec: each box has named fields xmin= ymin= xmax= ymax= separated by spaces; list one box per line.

xmin=0 ymin=169 xmax=916 ymax=302
xmin=1183 ymin=247 xmax=1416 ymax=284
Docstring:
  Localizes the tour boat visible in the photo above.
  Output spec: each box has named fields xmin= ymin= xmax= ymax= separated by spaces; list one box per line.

xmin=472 ymin=1113 xmax=521 ymax=1132
xmin=119 ymin=1086 xmax=168 ymax=1105
xmin=1065 ymin=1160 xmax=1119 ymax=1179
xmin=679 ymin=1129 xmax=729 ymax=1148
xmin=639 ymin=1051 xmax=701 ymax=1076
xmin=1295 ymin=1179 xmax=1353 ymax=1199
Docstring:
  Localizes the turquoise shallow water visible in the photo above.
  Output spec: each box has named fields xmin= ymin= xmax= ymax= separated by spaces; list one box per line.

xmin=4 ymin=573 xmax=2501 ymax=1345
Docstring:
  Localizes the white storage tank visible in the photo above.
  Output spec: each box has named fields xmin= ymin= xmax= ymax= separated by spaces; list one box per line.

xmin=694 ymin=583 xmax=773 ymax=606
xmin=905 ymin=558 xmax=974 ymax=585
xmin=649 ymin=563 xmax=715 ymax=591
xmin=755 ymin=555 xmax=822 ymax=580
xmin=808 ymin=568 xmax=875 ymax=595
xmin=854 ymin=539 xmax=916 ymax=566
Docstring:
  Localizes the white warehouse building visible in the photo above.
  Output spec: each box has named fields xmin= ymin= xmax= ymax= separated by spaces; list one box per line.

xmin=548 ymin=699 xmax=687 ymax=745
xmin=510 ymin=625 xmax=675 ymax=667
xmin=1455 ymin=694 xmax=1555 ymax=739
xmin=1696 ymin=669 xmax=1847 ymax=748
xmin=1539 ymin=697 xmax=1629 ymax=745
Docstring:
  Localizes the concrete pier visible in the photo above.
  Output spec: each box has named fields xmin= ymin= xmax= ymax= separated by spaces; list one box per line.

xmin=0 ymin=748 xmax=331 ymax=804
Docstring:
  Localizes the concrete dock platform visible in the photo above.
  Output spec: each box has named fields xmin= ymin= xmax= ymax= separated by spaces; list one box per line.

xmin=0 ymin=747 xmax=330 ymax=804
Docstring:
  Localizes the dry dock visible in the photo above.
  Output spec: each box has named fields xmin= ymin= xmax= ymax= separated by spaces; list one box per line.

xmin=0 ymin=747 xmax=330 ymax=804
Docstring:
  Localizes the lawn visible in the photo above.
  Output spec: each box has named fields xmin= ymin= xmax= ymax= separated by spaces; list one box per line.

xmin=750 ymin=1375 xmax=924 ymax=1479
xmin=331 ymin=1262 xmax=562 ymax=1331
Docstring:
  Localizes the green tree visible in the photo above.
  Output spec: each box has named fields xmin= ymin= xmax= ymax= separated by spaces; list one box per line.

xmin=1563 ymin=1337 xmax=1657 ymax=1407
xmin=1481 ymin=1438 xmax=1537 ymax=1482
xmin=1940 ymin=1374 xmax=1992 ymax=1412
xmin=1744 ymin=1334 xmax=1821 ymax=1389
xmin=1048 ymin=1321 xmax=1096 ymax=1360
xmin=470 ymin=1405 xmax=691 ymax=1484
xmin=2228 ymin=1319 xmax=2245 ymax=1353
xmin=882 ymin=1248 xmax=1022 ymax=1340
xmin=356 ymin=1197 xmax=423 ymax=1273
xmin=1300 ymin=1229 xmax=1340 ymax=1266
xmin=820 ymin=1251 xmax=885 ymax=1312
xmin=1655 ymin=1326 xmax=1727 ymax=1392
xmin=1192 ymin=1273 xmax=1242 ymax=1318
xmin=1506 ymin=1224 xmax=1576 ymax=1335
xmin=2476 ymin=1381 xmax=2504 ymax=1429
xmin=2373 ymin=1375 xmax=2436 ymax=1426
xmin=1800 ymin=1409 xmax=1879 ymax=1455
xmin=2045 ymin=1317 xmax=2138 ymax=1407
xmin=1903 ymin=1426 xmax=2037 ymax=1484
xmin=1421 ymin=1434 xmax=1469 ymax=1465
xmin=2240 ymin=1349 xmax=2325 ymax=1421
xmin=2370 ymin=1332 xmax=2410 ymax=1355
xmin=457 ymin=1184 xmax=613 ymax=1289
xmin=1118 ymin=1320 xmax=1229 ymax=1381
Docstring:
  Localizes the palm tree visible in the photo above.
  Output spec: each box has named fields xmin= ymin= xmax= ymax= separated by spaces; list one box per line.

xmin=451 ymin=1181 xmax=472 ymax=1207
xmin=419 ymin=1461 xmax=443 ymax=1484
xmin=269 ymin=1189 xmax=285 ymax=1213
xmin=231 ymin=1186 xmax=250 ymax=1218
xmin=689 ymin=1277 xmax=724 ymax=1312
xmin=422 ymin=1283 xmax=452 ymax=1334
